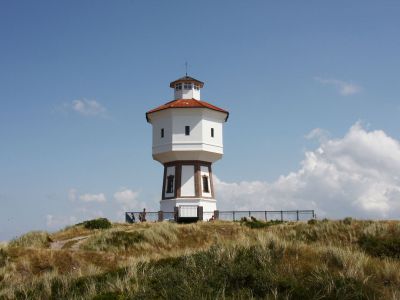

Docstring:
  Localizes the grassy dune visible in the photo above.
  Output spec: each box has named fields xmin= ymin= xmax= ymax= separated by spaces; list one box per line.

xmin=0 ymin=219 xmax=399 ymax=299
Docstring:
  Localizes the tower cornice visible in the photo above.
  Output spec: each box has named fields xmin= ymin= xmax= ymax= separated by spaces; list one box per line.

xmin=146 ymin=99 xmax=229 ymax=122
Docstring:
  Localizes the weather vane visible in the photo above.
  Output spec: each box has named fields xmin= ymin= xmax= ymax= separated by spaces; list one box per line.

xmin=185 ymin=61 xmax=188 ymax=76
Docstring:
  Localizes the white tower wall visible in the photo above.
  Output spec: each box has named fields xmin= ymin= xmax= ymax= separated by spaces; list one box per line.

xmin=150 ymin=108 xmax=226 ymax=164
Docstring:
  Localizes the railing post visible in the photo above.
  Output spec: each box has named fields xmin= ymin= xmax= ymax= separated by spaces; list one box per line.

xmin=248 ymin=211 xmax=251 ymax=218
xmin=158 ymin=211 xmax=163 ymax=222
xmin=296 ymin=210 xmax=299 ymax=221
xmin=214 ymin=210 xmax=219 ymax=220
xmin=265 ymin=211 xmax=267 ymax=221
xmin=280 ymin=210 xmax=283 ymax=222
xmin=174 ymin=206 xmax=179 ymax=222
xmin=233 ymin=211 xmax=235 ymax=221
xmin=197 ymin=206 xmax=203 ymax=221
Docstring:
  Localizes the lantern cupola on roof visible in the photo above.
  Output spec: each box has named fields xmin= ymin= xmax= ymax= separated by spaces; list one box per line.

xmin=170 ymin=76 xmax=204 ymax=100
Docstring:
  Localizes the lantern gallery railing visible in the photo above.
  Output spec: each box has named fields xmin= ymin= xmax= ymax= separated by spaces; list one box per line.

xmin=125 ymin=209 xmax=315 ymax=223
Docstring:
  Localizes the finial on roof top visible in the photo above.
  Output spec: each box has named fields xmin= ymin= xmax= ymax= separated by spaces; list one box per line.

xmin=185 ymin=61 xmax=188 ymax=76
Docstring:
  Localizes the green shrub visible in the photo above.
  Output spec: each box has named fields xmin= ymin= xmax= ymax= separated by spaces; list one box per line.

xmin=83 ymin=218 xmax=112 ymax=230
xmin=342 ymin=217 xmax=353 ymax=225
xmin=308 ymin=219 xmax=317 ymax=225
xmin=358 ymin=233 xmax=400 ymax=259
xmin=9 ymin=231 xmax=52 ymax=248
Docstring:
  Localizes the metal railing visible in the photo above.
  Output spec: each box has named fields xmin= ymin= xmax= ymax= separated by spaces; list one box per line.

xmin=125 ymin=209 xmax=315 ymax=223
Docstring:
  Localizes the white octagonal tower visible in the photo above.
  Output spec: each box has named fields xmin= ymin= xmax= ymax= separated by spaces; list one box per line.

xmin=146 ymin=76 xmax=229 ymax=220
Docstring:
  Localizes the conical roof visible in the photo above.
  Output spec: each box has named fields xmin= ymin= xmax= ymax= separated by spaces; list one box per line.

xmin=169 ymin=76 xmax=204 ymax=88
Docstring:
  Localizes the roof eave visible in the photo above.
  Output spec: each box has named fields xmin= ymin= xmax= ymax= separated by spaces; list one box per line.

xmin=146 ymin=106 xmax=229 ymax=122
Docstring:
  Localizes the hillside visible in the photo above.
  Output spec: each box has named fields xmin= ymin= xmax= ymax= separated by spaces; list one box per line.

xmin=0 ymin=219 xmax=399 ymax=299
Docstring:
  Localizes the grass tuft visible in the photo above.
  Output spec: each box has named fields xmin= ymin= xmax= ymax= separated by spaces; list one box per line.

xmin=358 ymin=233 xmax=400 ymax=259
xmin=0 ymin=248 xmax=8 ymax=267
xmin=8 ymin=231 xmax=52 ymax=248
xmin=240 ymin=217 xmax=284 ymax=229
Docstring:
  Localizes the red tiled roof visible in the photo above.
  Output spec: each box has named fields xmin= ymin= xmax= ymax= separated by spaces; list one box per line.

xmin=146 ymin=99 xmax=229 ymax=122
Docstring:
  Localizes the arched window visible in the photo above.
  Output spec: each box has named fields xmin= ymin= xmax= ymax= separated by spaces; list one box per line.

xmin=166 ymin=175 xmax=174 ymax=194
xmin=202 ymin=175 xmax=209 ymax=193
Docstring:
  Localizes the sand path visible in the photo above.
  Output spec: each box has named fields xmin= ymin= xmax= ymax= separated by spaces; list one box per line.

xmin=50 ymin=235 xmax=89 ymax=250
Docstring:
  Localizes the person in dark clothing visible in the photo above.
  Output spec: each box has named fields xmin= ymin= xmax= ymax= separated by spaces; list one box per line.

xmin=139 ymin=208 xmax=147 ymax=222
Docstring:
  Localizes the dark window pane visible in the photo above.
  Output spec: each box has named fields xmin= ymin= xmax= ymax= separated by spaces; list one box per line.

xmin=202 ymin=176 xmax=209 ymax=193
xmin=185 ymin=126 xmax=190 ymax=136
xmin=211 ymin=128 xmax=214 ymax=138
xmin=161 ymin=128 xmax=164 ymax=138
xmin=166 ymin=175 xmax=174 ymax=194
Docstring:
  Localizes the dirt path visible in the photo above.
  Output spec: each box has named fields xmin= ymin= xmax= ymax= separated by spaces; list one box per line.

xmin=50 ymin=235 xmax=89 ymax=250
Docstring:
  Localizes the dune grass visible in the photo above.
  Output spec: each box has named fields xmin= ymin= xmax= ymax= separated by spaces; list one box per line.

xmin=8 ymin=231 xmax=52 ymax=249
xmin=0 ymin=219 xmax=399 ymax=299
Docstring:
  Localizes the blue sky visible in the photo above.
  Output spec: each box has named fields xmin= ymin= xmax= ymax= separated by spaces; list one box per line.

xmin=1 ymin=1 xmax=400 ymax=240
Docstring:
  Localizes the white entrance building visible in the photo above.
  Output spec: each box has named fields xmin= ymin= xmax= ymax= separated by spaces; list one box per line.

xmin=146 ymin=76 xmax=229 ymax=220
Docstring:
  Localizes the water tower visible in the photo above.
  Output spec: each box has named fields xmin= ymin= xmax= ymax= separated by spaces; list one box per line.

xmin=146 ymin=75 xmax=228 ymax=220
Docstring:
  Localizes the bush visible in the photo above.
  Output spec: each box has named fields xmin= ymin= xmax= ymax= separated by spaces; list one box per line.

xmin=308 ymin=219 xmax=317 ymax=225
xmin=83 ymin=218 xmax=112 ymax=230
xmin=9 ymin=231 xmax=52 ymax=248
xmin=342 ymin=217 xmax=353 ymax=225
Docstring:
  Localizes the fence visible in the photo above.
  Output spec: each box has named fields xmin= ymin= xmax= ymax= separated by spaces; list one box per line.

xmin=125 ymin=209 xmax=315 ymax=223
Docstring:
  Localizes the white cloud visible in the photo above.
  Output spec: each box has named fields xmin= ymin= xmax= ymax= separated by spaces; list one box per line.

xmin=315 ymin=77 xmax=362 ymax=96
xmin=305 ymin=128 xmax=330 ymax=143
xmin=79 ymin=193 xmax=107 ymax=203
xmin=114 ymin=188 xmax=144 ymax=213
xmin=46 ymin=214 xmax=77 ymax=228
xmin=215 ymin=123 xmax=400 ymax=219
xmin=71 ymin=99 xmax=107 ymax=116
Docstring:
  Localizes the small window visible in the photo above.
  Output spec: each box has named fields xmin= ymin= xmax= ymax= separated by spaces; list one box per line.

xmin=185 ymin=126 xmax=190 ymax=136
xmin=194 ymin=84 xmax=200 ymax=90
xmin=184 ymin=83 xmax=192 ymax=90
xmin=175 ymin=83 xmax=182 ymax=90
xmin=211 ymin=128 xmax=214 ymax=138
xmin=202 ymin=175 xmax=209 ymax=193
xmin=161 ymin=128 xmax=164 ymax=138
xmin=166 ymin=175 xmax=174 ymax=194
